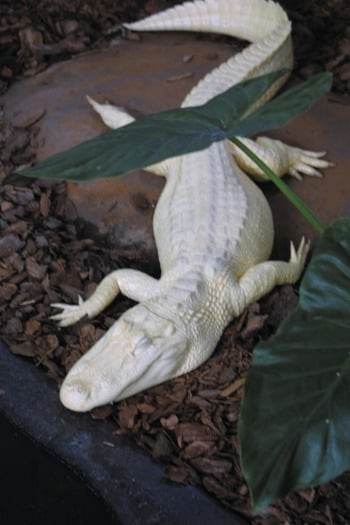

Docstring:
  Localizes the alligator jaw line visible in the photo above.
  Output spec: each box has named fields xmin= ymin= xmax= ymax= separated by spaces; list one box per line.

xmin=52 ymin=0 xmax=331 ymax=412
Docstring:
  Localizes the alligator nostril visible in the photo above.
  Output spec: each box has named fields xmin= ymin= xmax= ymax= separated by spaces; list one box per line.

xmin=60 ymin=381 xmax=90 ymax=412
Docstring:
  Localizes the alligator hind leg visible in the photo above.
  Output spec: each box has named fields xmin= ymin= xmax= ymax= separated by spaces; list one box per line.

xmin=86 ymin=96 xmax=169 ymax=176
xmin=229 ymin=136 xmax=332 ymax=182
xmin=51 ymin=269 xmax=160 ymax=327
xmin=232 ymin=238 xmax=310 ymax=313
xmin=86 ymin=95 xmax=135 ymax=129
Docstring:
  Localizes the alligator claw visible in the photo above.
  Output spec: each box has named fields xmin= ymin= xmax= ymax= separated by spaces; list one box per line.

xmin=50 ymin=302 xmax=87 ymax=327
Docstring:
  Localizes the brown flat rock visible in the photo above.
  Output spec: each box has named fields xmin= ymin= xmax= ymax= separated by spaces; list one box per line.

xmin=2 ymin=33 xmax=349 ymax=263
xmin=1 ymin=34 xmax=234 ymax=267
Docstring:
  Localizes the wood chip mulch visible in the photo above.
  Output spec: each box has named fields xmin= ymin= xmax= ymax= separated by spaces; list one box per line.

xmin=282 ymin=0 xmax=350 ymax=96
xmin=0 ymin=0 xmax=181 ymax=95
xmin=1 ymin=0 xmax=350 ymax=524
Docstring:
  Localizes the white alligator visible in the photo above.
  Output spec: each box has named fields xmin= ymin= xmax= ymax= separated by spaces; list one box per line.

xmin=52 ymin=0 xmax=330 ymax=412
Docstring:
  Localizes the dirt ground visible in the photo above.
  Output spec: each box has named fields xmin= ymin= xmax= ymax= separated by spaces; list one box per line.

xmin=1 ymin=1 xmax=350 ymax=524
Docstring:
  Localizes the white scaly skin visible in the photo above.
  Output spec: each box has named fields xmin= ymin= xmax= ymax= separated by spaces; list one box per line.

xmin=52 ymin=0 xmax=331 ymax=412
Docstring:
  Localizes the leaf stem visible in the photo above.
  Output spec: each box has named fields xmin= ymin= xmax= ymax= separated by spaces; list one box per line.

xmin=230 ymin=136 xmax=326 ymax=234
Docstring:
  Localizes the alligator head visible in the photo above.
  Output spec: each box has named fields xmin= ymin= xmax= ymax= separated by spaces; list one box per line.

xmin=59 ymin=302 xmax=193 ymax=412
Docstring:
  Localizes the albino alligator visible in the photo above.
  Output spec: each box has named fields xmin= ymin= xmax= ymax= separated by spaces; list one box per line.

xmin=52 ymin=0 xmax=330 ymax=412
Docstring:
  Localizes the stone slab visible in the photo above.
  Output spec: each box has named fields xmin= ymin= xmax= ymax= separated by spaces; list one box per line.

xmin=4 ymin=33 xmax=348 ymax=262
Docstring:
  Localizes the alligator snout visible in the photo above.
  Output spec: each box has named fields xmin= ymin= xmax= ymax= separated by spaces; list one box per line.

xmin=59 ymin=304 xmax=188 ymax=412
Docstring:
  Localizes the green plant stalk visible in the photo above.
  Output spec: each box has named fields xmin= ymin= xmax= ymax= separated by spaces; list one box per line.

xmin=230 ymin=136 xmax=326 ymax=235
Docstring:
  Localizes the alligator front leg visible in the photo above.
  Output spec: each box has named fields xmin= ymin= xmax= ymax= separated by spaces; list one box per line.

xmin=232 ymin=237 xmax=310 ymax=313
xmin=51 ymin=269 xmax=160 ymax=327
xmin=229 ymin=136 xmax=332 ymax=182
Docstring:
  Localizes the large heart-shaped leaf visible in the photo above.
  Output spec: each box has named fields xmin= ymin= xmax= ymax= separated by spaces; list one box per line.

xmin=239 ymin=218 xmax=350 ymax=511
xmin=235 ymin=72 xmax=332 ymax=137
xmin=18 ymin=71 xmax=331 ymax=182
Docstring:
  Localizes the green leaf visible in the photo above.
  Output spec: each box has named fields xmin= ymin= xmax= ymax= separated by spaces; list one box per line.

xmin=18 ymin=71 xmax=332 ymax=182
xmin=233 ymin=72 xmax=332 ymax=137
xmin=239 ymin=218 xmax=350 ymax=511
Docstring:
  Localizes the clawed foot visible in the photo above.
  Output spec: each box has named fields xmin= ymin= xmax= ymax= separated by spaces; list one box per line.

xmin=51 ymin=296 xmax=88 ymax=327
xmin=256 ymin=136 xmax=334 ymax=180
xmin=287 ymin=148 xmax=333 ymax=181
xmin=230 ymin=136 xmax=333 ymax=182
xmin=289 ymin=237 xmax=310 ymax=271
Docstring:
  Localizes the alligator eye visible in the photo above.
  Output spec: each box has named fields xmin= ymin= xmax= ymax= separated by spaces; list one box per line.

xmin=162 ymin=322 xmax=176 ymax=337
xmin=132 ymin=334 xmax=150 ymax=356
